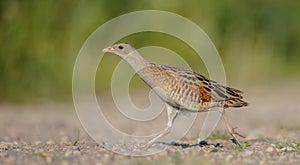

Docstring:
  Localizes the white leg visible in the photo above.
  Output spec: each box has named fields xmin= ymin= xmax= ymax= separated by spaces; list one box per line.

xmin=146 ymin=105 xmax=179 ymax=147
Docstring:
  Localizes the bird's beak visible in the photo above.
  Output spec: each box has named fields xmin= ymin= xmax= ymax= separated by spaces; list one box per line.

xmin=102 ymin=46 xmax=115 ymax=53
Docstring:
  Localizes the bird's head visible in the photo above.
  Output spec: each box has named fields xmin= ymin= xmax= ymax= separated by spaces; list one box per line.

xmin=102 ymin=43 xmax=136 ymax=57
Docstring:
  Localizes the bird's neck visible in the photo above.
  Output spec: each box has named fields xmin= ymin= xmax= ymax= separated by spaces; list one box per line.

xmin=123 ymin=52 xmax=148 ymax=72
xmin=124 ymin=52 xmax=158 ymax=91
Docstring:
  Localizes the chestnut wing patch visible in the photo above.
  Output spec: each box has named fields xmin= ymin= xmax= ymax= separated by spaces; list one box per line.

xmin=198 ymin=86 xmax=212 ymax=103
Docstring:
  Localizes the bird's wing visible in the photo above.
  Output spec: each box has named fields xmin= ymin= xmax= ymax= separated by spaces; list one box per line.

xmin=190 ymin=71 xmax=244 ymax=101
xmin=159 ymin=64 xmax=247 ymax=109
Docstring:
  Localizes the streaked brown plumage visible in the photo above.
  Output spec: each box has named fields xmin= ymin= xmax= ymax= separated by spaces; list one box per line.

xmin=103 ymin=43 xmax=248 ymax=147
xmin=138 ymin=62 xmax=248 ymax=111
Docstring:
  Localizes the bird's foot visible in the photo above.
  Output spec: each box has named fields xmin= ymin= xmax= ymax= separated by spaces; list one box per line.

xmin=232 ymin=127 xmax=246 ymax=138
xmin=229 ymin=127 xmax=246 ymax=147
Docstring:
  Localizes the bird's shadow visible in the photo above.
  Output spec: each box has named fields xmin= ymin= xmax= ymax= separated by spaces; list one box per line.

xmin=158 ymin=138 xmax=270 ymax=149
xmin=158 ymin=140 xmax=224 ymax=149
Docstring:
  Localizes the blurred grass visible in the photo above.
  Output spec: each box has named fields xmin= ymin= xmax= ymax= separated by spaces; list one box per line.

xmin=1 ymin=0 xmax=300 ymax=102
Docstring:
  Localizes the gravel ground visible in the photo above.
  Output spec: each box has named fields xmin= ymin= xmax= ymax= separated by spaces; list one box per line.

xmin=0 ymin=83 xmax=300 ymax=165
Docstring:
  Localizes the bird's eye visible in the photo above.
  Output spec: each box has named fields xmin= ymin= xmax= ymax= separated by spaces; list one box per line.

xmin=118 ymin=45 xmax=124 ymax=50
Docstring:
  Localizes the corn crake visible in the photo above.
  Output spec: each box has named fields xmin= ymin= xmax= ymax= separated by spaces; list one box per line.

xmin=102 ymin=43 xmax=248 ymax=148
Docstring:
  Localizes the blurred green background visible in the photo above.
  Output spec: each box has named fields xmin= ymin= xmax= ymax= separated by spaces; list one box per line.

xmin=1 ymin=0 xmax=300 ymax=102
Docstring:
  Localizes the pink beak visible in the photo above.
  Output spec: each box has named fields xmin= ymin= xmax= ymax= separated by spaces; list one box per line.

xmin=102 ymin=46 xmax=115 ymax=53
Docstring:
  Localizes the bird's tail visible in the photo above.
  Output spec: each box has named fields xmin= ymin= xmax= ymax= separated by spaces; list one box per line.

xmin=224 ymin=99 xmax=248 ymax=108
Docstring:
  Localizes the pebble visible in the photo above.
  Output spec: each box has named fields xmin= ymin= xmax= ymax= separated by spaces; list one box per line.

xmin=265 ymin=147 xmax=274 ymax=153
xmin=49 ymin=148 xmax=55 ymax=152
xmin=35 ymin=141 xmax=42 ymax=145
xmin=0 ymin=144 xmax=9 ymax=150
xmin=73 ymin=150 xmax=81 ymax=155
xmin=243 ymin=150 xmax=253 ymax=156
xmin=103 ymin=154 xmax=111 ymax=160
xmin=46 ymin=140 xmax=54 ymax=145
xmin=65 ymin=149 xmax=73 ymax=157
xmin=60 ymin=136 xmax=70 ymax=145
xmin=210 ymin=148 xmax=219 ymax=152
xmin=158 ymin=151 xmax=167 ymax=157
xmin=280 ymin=147 xmax=296 ymax=152
xmin=37 ymin=149 xmax=44 ymax=153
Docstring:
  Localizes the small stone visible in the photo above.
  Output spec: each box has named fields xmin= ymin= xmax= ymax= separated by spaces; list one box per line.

xmin=46 ymin=140 xmax=54 ymax=145
xmin=72 ymin=146 xmax=79 ymax=150
xmin=35 ymin=141 xmax=42 ymax=145
xmin=65 ymin=149 xmax=72 ymax=157
xmin=194 ymin=146 xmax=202 ymax=151
xmin=60 ymin=136 xmax=70 ymax=145
xmin=37 ymin=149 xmax=44 ymax=153
xmin=280 ymin=147 xmax=296 ymax=152
xmin=158 ymin=151 xmax=167 ymax=157
xmin=49 ymin=148 xmax=55 ymax=152
xmin=73 ymin=150 xmax=81 ymax=155
xmin=243 ymin=150 xmax=253 ymax=156
xmin=265 ymin=147 xmax=274 ymax=153
xmin=210 ymin=147 xmax=219 ymax=152
xmin=103 ymin=154 xmax=110 ymax=160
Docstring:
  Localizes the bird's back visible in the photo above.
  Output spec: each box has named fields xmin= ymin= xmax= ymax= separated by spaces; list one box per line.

xmin=137 ymin=62 xmax=248 ymax=112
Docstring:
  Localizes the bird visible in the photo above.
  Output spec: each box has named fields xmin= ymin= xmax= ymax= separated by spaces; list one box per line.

xmin=102 ymin=43 xmax=248 ymax=147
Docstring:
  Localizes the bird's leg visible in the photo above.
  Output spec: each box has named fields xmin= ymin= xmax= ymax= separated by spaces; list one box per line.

xmin=146 ymin=105 xmax=179 ymax=148
xmin=221 ymin=110 xmax=245 ymax=147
